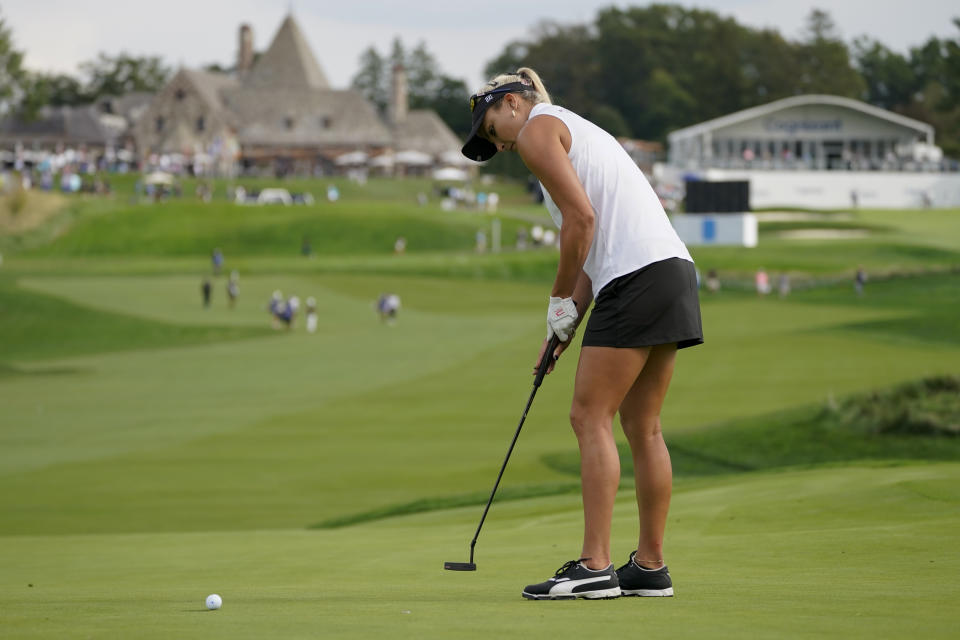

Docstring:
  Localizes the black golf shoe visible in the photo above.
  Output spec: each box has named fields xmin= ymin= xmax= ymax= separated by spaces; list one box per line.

xmin=521 ymin=559 xmax=621 ymax=600
xmin=615 ymin=551 xmax=674 ymax=597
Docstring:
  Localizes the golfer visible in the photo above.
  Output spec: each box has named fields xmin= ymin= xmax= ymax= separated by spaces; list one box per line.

xmin=462 ymin=68 xmax=703 ymax=600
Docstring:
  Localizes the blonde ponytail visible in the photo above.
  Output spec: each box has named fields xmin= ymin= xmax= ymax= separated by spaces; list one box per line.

xmin=473 ymin=68 xmax=551 ymax=106
xmin=515 ymin=68 xmax=551 ymax=105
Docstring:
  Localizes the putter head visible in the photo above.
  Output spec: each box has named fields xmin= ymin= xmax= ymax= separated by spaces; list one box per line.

xmin=444 ymin=561 xmax=477 ymax=571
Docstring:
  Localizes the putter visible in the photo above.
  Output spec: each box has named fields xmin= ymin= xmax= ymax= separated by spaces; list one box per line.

xmin=444 ymin=334 xmax=562 ymax=572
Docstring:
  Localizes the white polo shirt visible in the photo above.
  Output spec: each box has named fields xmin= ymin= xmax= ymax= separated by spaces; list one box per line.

xmin=534 ymin=103 xmax=692 ymax=298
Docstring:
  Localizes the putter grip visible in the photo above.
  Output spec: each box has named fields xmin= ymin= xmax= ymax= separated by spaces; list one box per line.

xmin=534 ymin=334 xmax=562 ymax=388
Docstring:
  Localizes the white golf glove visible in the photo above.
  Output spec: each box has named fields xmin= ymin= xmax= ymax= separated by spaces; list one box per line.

xmin=547 ymin=296 xmax=578 ymax=342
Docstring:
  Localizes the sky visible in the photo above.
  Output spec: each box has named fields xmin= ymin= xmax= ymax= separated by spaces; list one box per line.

xmin=5 ymin=0 xmax=958 ymax=90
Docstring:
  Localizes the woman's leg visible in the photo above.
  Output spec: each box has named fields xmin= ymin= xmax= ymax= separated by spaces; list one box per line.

xmin=570 ymin=345 xmax=651 ymax=569
xmin=618 ymin=343 xmax=677 ymax=567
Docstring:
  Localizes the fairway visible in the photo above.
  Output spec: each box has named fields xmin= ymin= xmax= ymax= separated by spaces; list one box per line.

xmin=1 ymin=179 xmax=959 ymax=637
xmin=2 ymin=464 xmax=957 ymax=638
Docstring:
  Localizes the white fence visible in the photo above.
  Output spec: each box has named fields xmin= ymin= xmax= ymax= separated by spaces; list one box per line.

xmin=656 ymin=165 xmax=960 ymax=209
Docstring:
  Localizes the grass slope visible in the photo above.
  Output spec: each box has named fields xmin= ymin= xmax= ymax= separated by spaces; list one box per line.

xmin=2 ymin=272 xmax=958 ymax=537
xmin=0 ymin=276 xmax=270 ymax=364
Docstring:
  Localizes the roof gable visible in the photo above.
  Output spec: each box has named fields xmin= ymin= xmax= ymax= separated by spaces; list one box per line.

xmin=669 ymin=95 xmax=934 ymax=143
xmin=243 ymin=15 xmax=329 ymax=90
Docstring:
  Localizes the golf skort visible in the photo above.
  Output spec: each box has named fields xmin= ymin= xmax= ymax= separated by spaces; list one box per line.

xmin=582 ymin=257 xmax=703 ymax=350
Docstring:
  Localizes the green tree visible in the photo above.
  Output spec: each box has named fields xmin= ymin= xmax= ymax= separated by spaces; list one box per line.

xmin=423 ymin=75 xmax=471 ymax=137
xmin=79 ymin=53 xmax=170 ymax=98
xmin=0 ymin=12 xmax=25 ymax=114
xmin=587 ymin=104 xmax=631 ymax=138
xmin=794 ymin=9 xmax=865 ymax=97
xmin=853 ymin=37 xmax=916 ymax=109
xmin=351 ymin=38 xmax=471 ymax=135
xmin=739 ymin=28 xmax=803 ymax=102
xmin=903 ymin=22 xmax=960 ymax=157
xmin=406 ymin=41 xmax=441 ymax=110
xmin=352 ymin=46 xmax=388 ymax=115
xmin=18 ymin=72 xmax=86 ymax=120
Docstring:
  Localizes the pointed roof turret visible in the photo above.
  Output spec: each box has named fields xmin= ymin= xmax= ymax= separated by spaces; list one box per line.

xmin=243 ymin=15 xmax=330 ymax=90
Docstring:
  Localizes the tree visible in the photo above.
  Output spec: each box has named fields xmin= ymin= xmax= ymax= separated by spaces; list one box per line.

xmin=79 ymin=53 xmax=171 ymax=98
xmin=853 ymin=37 xmax=916 ymax=109
xmin=352 ymin=46 xmax=388 ymax=115
xmin=587 ymin=104 xmax=631 ymax=138
xmin=406 ymin=41 xmax=442 ymax=110
xmin=0 ymin=12 xmax=25 ymax=114
xmin=18 ymin=72 xmax=86 ymax=120
xmin=351 ymin=38 xmax=471 ymax=134
xmin=794 ymin=9 xmax=865 ymax=97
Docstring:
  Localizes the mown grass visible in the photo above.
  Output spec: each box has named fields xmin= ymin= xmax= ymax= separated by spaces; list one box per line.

xmin=323 ymin=375 xmax=960 ymax=528
xmin=544 ymin=376 xmax=960 ymax=479
xmin=22 ymin=200 xmax=535 ymax=257
xmin=2 ymin=182 xmax=959 ymax=638
xmin=0 ymin=275 xmax=271 ymax=364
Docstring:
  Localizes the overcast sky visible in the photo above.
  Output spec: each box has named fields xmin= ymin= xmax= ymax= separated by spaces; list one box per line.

xmin=5 ymin=0 xmax=958 ymax=90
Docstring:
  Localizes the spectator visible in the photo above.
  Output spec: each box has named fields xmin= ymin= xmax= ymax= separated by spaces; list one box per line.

xmin=226 ymin=271 xmax=239 ymax=308
xmin=855 ymin=266 xmax=868 ymax=297
xmin=377 ymin=293 xmax=401 ymax=325
xmin=516 ymin=227 xmax=528 ymax=251
xmin=201 ymin=278 xmax=212 ymax=308
xmin=706 ymin=269 xmax=720 ymax=293
xmin=778 ymin=273 xmax=791 ymax=298
xmin=211 ymin=248 xmax=224 ymax=275
xmin=475 ymin=229 xmax=487 ymax=253
xmin=305 ymin=297 xmax=318 ymax=333
xmin=755 ymin=268 xmax=771 ymax=296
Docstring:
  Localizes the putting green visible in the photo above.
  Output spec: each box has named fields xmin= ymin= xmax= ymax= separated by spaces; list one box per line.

xmin=1 ymin=463 xmax=957 ymax=639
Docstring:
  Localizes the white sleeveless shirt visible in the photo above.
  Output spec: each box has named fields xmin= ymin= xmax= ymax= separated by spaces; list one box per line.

xmin=533 ymin=103 xmax=692 ymax=298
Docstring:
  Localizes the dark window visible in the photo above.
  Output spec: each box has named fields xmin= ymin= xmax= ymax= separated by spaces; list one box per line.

xmin=321 ymin=116 xmax=332 ymax=129
xmin=156 ymin=116 xmax=165 ymax=133
xmin=196 ymin=116 xmax=205 ymax=132
xmin=284 ymin=116 xmax=295 ymax=130
xmin=174 ymin=88 xmax=186 ymax=101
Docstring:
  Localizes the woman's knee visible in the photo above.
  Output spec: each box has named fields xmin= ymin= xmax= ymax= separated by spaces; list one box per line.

xmin=620 ymin=413 xmax=663 ymax=441
xmin=569 ymin=401 xmax=614 ymax=440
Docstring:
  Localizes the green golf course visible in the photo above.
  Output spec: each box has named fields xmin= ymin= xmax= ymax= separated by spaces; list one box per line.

xmin=1 ymin=177 xmax=958 ymax=638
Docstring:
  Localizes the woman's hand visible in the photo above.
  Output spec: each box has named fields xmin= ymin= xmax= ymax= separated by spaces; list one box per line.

xmin=547 ymin=296 xmax=578 ymax=342
xmin=533 ymin=336 xmax=572 ymax=377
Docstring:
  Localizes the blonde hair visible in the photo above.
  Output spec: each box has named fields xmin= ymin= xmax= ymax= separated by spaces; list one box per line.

xmin=474 ymin=67 xmax=552 ymax=106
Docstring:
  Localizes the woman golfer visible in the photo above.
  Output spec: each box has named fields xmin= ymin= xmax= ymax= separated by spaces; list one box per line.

xmin=462 ymin=68 xmax=703 ymax=600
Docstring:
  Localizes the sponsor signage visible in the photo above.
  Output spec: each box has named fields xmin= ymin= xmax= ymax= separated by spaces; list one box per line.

xmin=763 ymin=118 xmax=843 ymax=134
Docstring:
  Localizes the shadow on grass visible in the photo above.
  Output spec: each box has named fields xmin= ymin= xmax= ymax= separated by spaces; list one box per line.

xmin=0 ymin=362 xmax=89 ymax=379
xmin=308 ymin=482 xmax=580 ymax=530
xmin=314 ymin=375 xmax=960 ymax=529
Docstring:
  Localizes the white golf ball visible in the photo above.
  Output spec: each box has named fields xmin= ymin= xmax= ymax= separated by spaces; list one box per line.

xmin=206 ymin=594 xmax=222 ymax=610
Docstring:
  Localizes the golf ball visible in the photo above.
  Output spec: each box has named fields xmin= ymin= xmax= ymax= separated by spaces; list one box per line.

xmin=206 ymin=594 xmax=222 ymax=610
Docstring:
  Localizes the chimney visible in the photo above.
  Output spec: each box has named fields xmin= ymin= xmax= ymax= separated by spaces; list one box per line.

xmin=390 ymin=64 xmax=408 ymax=125
xmin=237 ymin=24 xmax=254 ymax=75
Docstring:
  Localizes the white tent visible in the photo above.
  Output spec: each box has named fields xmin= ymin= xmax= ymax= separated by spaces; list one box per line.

xmin=394 ymin=150 xmax=433 ymax=166
xmin=335 ymin=151 xmax=368 ymax=166
xmin=432 ymin=167 xmax=469 ymax=182
xmin=368 ymin=154 xmax=395 ymax=168
xmin=144 ymin=171 xmax=175 ymax=186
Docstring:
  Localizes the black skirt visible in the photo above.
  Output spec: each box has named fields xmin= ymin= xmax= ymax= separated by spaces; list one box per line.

xmin=582 ymin=258 xmax=704 ymax=350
